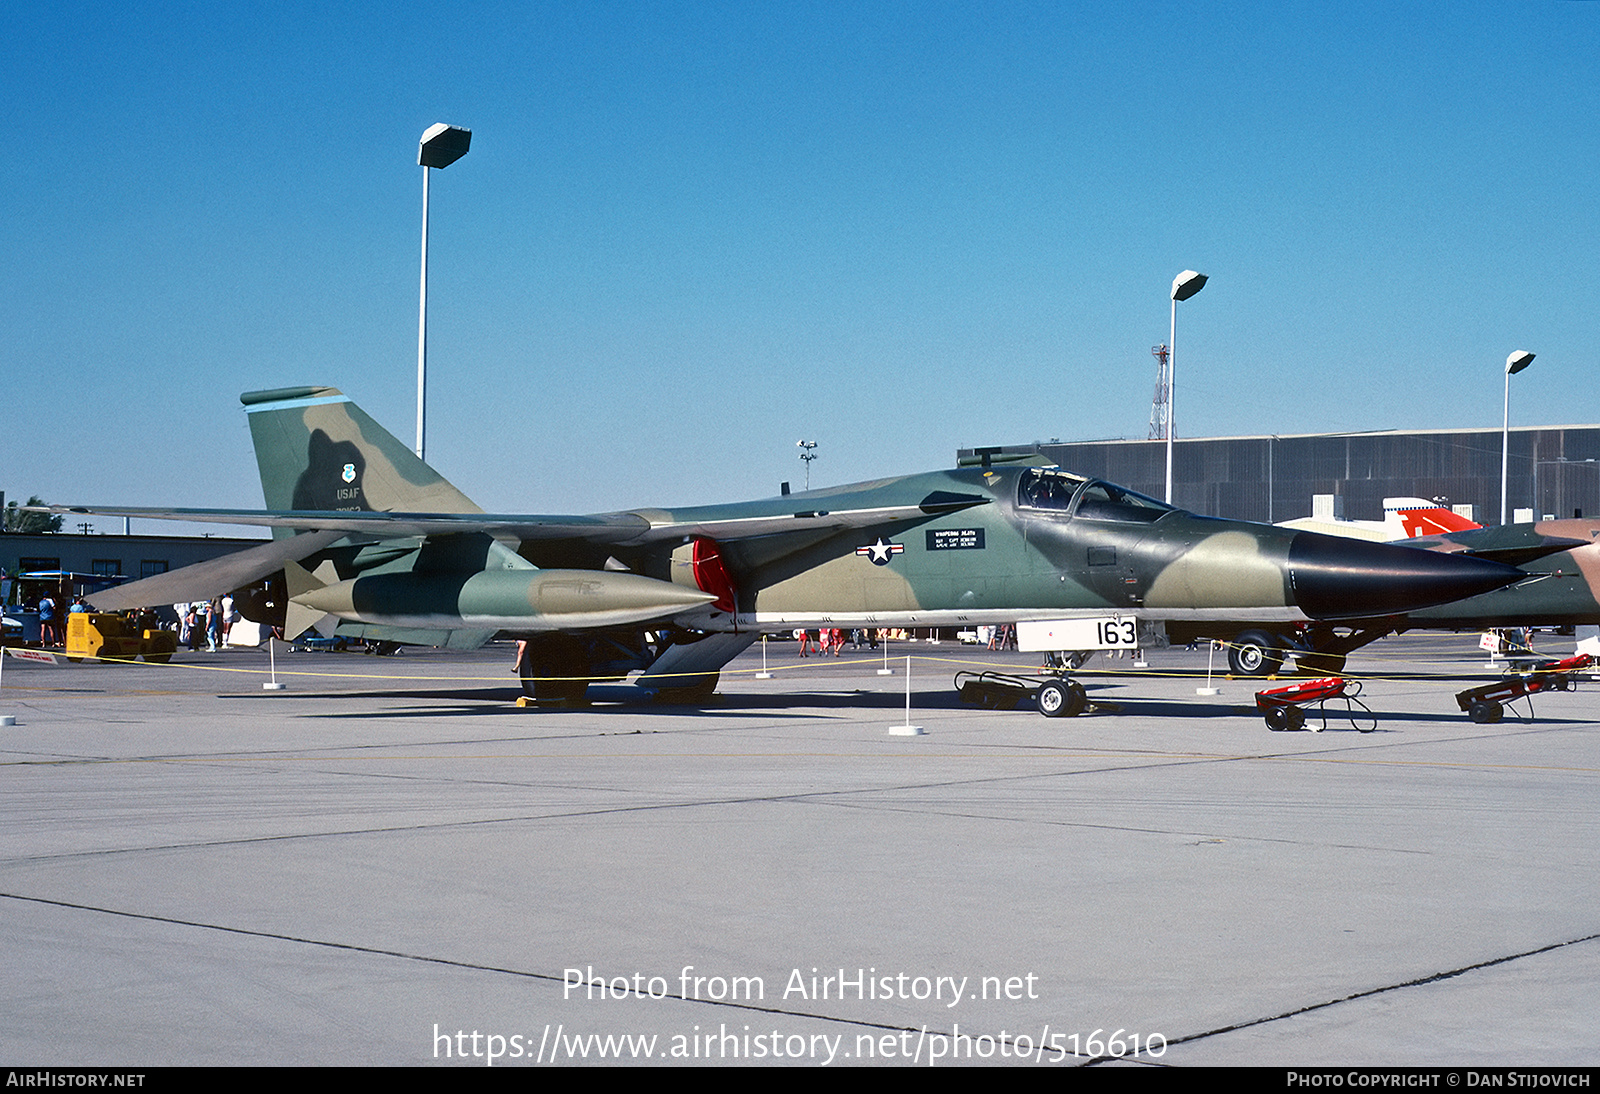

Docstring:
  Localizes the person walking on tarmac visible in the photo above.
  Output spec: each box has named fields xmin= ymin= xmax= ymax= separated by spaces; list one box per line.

xmin=38 ymin=593 xmax=58 ymax=647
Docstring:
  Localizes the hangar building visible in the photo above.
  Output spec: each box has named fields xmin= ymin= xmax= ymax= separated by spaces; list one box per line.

xmin=0 ymin=532 xmax=265 ymax=584
xmin=960 ymin=425 xmax=1600 ymax=526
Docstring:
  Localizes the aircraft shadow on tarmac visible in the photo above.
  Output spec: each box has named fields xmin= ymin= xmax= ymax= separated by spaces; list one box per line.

xmin=230 ymin=678 xmax=1594 ymax=728
xmin=270 ymin=684 xmax=896 ymax=719
xmin=253 ymin=682 xmax=997 ymax=719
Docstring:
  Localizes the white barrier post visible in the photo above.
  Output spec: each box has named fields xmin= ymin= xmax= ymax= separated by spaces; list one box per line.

xmin=263 ymin=637 xmax=287 ymax=691
xmin=0 ymin=649 xmax=12 ymax=725
xmin=1197 ymin=640 xmax=1221 ymax=696
xmin=890 ymin=654 xmax=924 ymax=735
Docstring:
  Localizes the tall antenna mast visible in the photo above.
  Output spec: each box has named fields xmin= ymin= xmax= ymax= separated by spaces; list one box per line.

xmin=1149 ymin=344 xmax=1171 ymax=440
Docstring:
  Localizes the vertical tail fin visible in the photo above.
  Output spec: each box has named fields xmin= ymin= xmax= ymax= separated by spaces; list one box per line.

xmin=1383 ymin=497 xmax=1482 ymax=539
xmin=241 ymin=387 xmax=483 ymax=515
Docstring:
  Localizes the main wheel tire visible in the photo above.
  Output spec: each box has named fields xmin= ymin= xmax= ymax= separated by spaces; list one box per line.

xmin=517 ymin=637 xmax=590 ymax=704
xmin=1228 ymin=630 xmax=1284 ymax=677
xmin=521 ymin=670 xmax=588 ymax=703
xmin=1036 ymin=679 xmax=1086 ymax=718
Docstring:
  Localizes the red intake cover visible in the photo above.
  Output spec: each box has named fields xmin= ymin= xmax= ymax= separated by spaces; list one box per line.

xmin=691 ymin=536 xmax=737 ymax=613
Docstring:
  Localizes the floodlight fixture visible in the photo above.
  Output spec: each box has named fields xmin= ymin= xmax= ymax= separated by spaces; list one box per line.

xmin=1165 ymin=270 xmax=1209 ymax=503
xmin=419 ymin=123 xmax=472 ymax=169
xmin=416 ymin=123 xmax=473 ymax=460
xmin=1501 ymin=350 xmax=1536 ymax=524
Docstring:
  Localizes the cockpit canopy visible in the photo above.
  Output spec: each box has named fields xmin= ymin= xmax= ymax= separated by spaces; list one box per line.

xmin=1016 ymin=468 xmax=1174 ymax=524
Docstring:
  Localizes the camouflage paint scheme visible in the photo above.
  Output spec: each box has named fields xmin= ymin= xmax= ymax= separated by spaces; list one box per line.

xmin=48 ymin=386 xmax=1527 ymax=698
xmin=1402 ymin=518 xmax=1600 ymax=629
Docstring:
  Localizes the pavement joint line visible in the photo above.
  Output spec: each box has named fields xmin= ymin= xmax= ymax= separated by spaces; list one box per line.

xmin=0 ymin=890 xmax=924 ymax=1036
xmin=0 ymin=748 xmax=1420 ymax=865
xmin=804 ymin=798 xmax=1440 ymax=854
xmin=1119 ymin=930 xmax=1600 ymax=1063
xmin=12 ymin=734 xmax=1580 ymax=868
xmin=9 ymin=735 xmax=1599 ymax=776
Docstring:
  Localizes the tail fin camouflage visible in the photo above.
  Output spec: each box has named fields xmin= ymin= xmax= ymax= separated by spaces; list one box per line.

xmin=242 ymin=386 xmax=502 ymax=648
xmin=241 ymin=386 xmax=483 ymax=520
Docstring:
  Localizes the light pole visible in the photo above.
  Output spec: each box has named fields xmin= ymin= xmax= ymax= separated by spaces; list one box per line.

xmin=416 ymin=123 xmax=472 ymax=461
xmin=1501 ymin=350 xmax=1535 ymax=524
xmin=1165 ymin=270 xmax=1208 ymax=504
xmin=796 ymin=440 xmax=818 ymax=490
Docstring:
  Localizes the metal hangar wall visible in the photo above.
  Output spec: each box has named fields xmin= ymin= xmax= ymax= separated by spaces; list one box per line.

xmin=960 ymin=425 xmax=1600 ymax=525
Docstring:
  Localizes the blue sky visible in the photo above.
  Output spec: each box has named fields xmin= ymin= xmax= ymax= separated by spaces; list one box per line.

xmin=6 ymin=1 xmax=1598 ymax=526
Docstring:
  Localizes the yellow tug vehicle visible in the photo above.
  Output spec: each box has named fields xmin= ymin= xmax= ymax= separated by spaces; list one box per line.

xmin=66 ymin=612 xmax=178 ymax=664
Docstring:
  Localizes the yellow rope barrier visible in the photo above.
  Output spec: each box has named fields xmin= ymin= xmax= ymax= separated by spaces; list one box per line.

xmin=5 ymin=631 xmax=1567 ymax=692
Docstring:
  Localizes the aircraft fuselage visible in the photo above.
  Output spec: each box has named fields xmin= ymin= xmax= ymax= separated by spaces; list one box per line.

xmin=625 ymin=466 xmax=1521 ymax=634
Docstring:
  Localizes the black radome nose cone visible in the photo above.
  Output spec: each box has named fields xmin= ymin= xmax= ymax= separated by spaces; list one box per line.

xmin=1288 ymin=533 xmax=1524 ymax=619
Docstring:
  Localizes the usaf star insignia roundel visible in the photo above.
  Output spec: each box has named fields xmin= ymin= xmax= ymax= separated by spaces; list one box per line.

xmin=856 ymin=537 xmax=904 ymax=566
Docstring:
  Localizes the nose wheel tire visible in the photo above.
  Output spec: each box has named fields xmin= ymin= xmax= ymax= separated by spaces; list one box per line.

xmin=1036 ymin=679 xmax=1087 ymax=718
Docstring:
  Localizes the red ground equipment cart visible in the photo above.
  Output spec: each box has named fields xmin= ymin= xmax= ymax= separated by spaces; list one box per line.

xmin=1454 ymin=653 xmax=1593 ymax=724
xmin=1254 ymin=676 xmax=1376 ymax=732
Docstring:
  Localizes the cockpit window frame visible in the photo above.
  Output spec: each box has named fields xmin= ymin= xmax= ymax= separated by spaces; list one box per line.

xmin=1016 ymin=469 xmax=1174 ymax=524
xmin=1015 ymin=468 xmax=1088 ymax=513
xmin=1070 ymin=480 xmax=1175 ymax=524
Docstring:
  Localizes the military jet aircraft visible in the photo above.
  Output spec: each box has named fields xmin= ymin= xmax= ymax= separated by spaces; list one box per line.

xmin=40 ymin=386 xmax=1525 ymax=707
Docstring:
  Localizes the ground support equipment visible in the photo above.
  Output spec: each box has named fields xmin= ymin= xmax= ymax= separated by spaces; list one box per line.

xmin=65 ymin=613 xmax=178 ymax=664
xmin=1254 ymin=676 xmax=1375 ymax=732
xmin=955 ymin=670 xmax=1089 ymax=718
xmin=1454 ymin=654 xmax=1592 ymax=724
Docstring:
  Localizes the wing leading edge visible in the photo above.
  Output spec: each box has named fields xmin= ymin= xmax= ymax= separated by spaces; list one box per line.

xmin=30 ymin=493 xmax=990 ymax=547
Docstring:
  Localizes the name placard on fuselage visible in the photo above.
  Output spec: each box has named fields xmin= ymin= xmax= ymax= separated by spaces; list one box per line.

xmin=926 ymin=528 xmax=985 ymax=550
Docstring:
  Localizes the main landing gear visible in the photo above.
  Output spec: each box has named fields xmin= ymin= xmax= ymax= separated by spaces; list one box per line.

xmin=1212 ymin=626 xmax=1385 ymax=678
xmin=1227 ymin=630 xmax=1285 ymax=676
xmin=517 ymin=635 xmax=591 ymax=704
